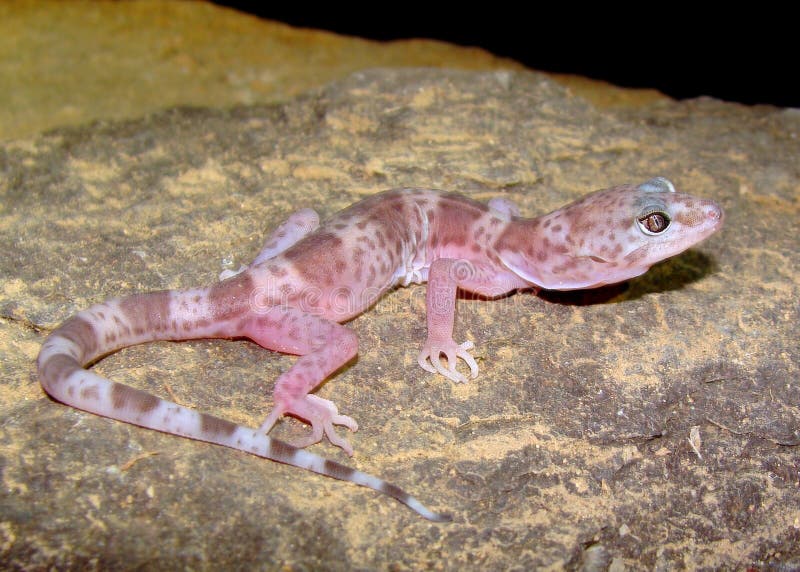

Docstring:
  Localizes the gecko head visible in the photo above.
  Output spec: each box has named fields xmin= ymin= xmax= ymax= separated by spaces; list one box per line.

xmin=498 ymin=177 xmax=724 ymax=290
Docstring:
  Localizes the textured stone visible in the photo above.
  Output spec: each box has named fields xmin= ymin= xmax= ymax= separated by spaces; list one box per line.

xmin=1 ymin=68 xmax=798 ymax=570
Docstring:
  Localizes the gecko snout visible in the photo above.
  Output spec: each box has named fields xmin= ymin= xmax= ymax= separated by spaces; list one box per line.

xmin=704 ymin=201 xmax=724 ymax=231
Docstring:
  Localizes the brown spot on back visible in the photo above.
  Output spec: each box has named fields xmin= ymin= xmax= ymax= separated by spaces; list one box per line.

xmin=493 ymin=218 xmax=535 ymax=253
xmin=352 ymin=247 xmax=365 ymax=265
xmin=283 ymin=232 xmax=346 ymax=288
xmin=267 ymin=264 xmax=288 ymax=278
xmin=428 ymin=195 xmax=487 ymax=249
xmin=209 ymin=272 xmax=255 ymax=322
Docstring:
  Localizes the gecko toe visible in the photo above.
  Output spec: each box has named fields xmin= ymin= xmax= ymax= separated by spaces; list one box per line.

xmin=259 ymin=404 xmax=286 ymax=434
xmin=332 ymin=413 xmax=359 ymax=432
xmin=417 ymin=353 xmax=439 ymax=374
xmin=324 ymin=421 xmax=355 ymax=456
xmin=457 ymin=342 xmax=480 ymax=379
xmin=293 ymin=423 xmax=325 ymax=449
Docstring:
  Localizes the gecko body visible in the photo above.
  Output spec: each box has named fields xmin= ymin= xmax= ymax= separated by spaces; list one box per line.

xmin=37 ymin=177 xmax=723 ymax=520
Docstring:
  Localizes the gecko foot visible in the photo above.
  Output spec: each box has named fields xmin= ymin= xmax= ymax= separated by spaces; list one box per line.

xmin=260 ymin=394 xmax=359 ymax=456
xmin=417 ymin=339 xmax=479 ymax=384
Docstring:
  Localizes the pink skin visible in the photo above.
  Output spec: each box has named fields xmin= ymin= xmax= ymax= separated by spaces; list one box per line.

xmin=36 ymin=177 xmax=722 ymax=519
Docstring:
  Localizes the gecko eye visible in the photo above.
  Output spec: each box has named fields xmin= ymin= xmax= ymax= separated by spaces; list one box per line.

xmin=637 ymin=211 xmax=670 ymax=235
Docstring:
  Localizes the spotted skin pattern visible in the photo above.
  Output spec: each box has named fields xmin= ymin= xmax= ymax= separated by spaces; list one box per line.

xmin=37 ymin=177 xmax=723 ymax=521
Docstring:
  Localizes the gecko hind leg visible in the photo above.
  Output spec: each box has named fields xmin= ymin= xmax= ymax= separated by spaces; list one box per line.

xmin=220 ymin=207 xmax=320 ymax=280
xmin=251 ymin=207 xmax=319 ymax=265
xmin=244 ymin=306 xmax=360 ymax=455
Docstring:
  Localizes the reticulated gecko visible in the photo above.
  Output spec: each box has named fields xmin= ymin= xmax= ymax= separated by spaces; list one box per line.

xmin=37 ymin=177 xmax=723 ymax=521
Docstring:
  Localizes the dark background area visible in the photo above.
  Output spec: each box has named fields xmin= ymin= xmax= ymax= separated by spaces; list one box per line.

xmin=212 ymin=4 xmax=795 ymax=108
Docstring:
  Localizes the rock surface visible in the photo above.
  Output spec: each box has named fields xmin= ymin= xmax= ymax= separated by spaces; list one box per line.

xmin=1 ymin=67 xmax=798 ymax=570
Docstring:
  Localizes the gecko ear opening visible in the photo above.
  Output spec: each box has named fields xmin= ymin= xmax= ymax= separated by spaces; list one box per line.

xmin=637 ymin=177 xmax=676 ymax=193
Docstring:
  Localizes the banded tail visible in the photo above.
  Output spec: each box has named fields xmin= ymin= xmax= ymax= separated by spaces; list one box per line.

xmin=36 ymin=290 xmax=451 ymax=522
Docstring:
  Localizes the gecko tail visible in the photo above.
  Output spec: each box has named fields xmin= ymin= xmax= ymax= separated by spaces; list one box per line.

xmin=37 ymin=313 xmax=451 ymax=522
xmin=263 ymin=441 xmax=453 ymax=522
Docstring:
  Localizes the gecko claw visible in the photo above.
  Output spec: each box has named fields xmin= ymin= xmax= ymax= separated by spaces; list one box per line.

xmin=417 ymin=339 xmax=480 ymax=384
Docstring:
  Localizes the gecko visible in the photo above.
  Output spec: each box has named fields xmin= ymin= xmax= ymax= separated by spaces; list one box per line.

xmin=36 ymin=177 xmax=723 ymax=521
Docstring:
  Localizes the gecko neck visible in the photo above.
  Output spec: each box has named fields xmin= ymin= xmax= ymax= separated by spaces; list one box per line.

xmin=496 ymin=209 xmax=641 ymax=291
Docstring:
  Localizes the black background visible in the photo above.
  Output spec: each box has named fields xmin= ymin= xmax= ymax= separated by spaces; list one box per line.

xmin=211 ymin=4 xmax=796 ymax=108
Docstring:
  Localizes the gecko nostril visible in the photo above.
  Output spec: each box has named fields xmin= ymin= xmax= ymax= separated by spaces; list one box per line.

xmin=704 ymin=204 xmax=724 ymax=231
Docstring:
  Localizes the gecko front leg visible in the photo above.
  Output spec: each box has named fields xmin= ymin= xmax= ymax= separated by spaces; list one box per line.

xmin=417 ymin=258 xmax=480 ymax=383
xmin=243 ymin=305 xmax=360 ymax=455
